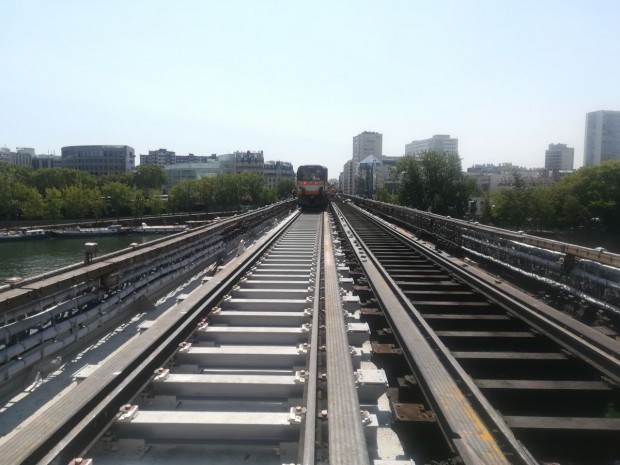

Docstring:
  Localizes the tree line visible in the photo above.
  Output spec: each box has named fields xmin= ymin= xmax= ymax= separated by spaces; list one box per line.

xmin=0 ymin=164 xmax=296 ymax=224
xmin=483 ymin=160 xmax=620 ymax=231
xmin=375 ymin=151 xmax=620 ymax=233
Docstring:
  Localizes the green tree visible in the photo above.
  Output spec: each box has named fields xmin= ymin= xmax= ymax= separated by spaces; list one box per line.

xmin=146 ymin=190 xmax=166 ymax=216
xmin=512 ymin=171 xmax=526 ymax=189
xmin=43 ymin=187 xmax=64 ymax=224
xmin=397 ymin=151 xmax=478 ymax=217
xmin=239 ymin=173 xmax=266 ymax=206
xmin=419 ymin=151 xmax=473 ymax=215
xmin=169 ymin=179 xmax=198 ymax=214
xmin=0 ymin=176 xmax=25 ymax=223
xmin=102 ymin=182 xmax=132 ymax=220
xmin=557 ymin=160 xmax=620 ymax=230
xmin=214 ymin=174 xmax=240 ymax=211
xmin=62 ymin=185 xmax=91 ymax=224
xmin=32 ymin=168 xmax=97 ymax=194
xmin=20 ymin=187 xmax=45 ymax=219
xmin=479 ymin=193 xmax=494 ymax=224
xmin=130 ymin=190 xmax=147 ymax=221
xmin=98 ymin=172 xmax=133 ymax=188
xmin=557 ymin=193 xmax=588 ymax=229
xmin=259 ymin=188 xmax=277 ymax=205
xmin=133 ymin=164 xmax=168 ymax=192
xmin=491 ymin=188 xmax=531 ymax=228
xmin=0 ymin=164 xmax=35 ymax=188
xmin=529 ymin=187 xmax=555 ymax=230
xmin=197 ymin=177 xmax=215 ymax=212
xmin=397 ymin=155 xmax=425 ymax=208
xmin=375 ymin=186 xmax=396 ymax=203
xmin=84 ymin=187 xmax=106 ymax=224
xmin=276 ymin=179 xmax=296 ymax=199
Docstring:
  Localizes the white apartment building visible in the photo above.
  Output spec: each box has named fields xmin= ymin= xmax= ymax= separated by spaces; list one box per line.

xmin=545 ymin=143 xmax=574 ymax=171
xmin=465 ymin=166 xmax=552 ymax=193
xmin=341 ymin=160 xmax=353 ymax=195
xmin=584 ymin=110 xmax=620 ymax=166
xmin=405 ymin=134 xmax=458 ymax=158
xmin=140 ymin=148 xmax=177 ymax=166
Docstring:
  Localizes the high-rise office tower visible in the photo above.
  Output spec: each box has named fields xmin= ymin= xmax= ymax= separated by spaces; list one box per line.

xmin=352 ymin=131 xmax=383 ymax=166
xmin=348 ymin=131 xmax=383 ymax=196
xmin=405 ymin=134 xmax=458 ymax=158
xmin=584 ymin=110 xmax=620 ymax=166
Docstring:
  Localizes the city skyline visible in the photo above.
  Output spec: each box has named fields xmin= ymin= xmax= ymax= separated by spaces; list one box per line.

xmin=2 ymin=1 xmax=619 ymax=180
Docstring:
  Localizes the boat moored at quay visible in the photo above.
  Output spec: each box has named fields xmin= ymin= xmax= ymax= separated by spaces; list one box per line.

xmin=48 ymin=224 xmax=128 ymax=238
xmin=131 ymin=222 xmax=189 ymax=234
xmin=0 ymin=222 xmax=190 ymax=243
xmin=0 ymin=229 xmax=47 ymax=242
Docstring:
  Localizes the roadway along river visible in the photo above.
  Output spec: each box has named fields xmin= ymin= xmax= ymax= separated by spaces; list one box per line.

xmin=0 ymin=234 xmax=168 ymax=283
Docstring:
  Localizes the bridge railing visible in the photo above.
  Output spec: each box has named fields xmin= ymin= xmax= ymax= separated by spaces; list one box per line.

xmin=0 ymin=200 xmax=295 ymax=314
xmin=345 ymin=196 xmax=620 ymax=316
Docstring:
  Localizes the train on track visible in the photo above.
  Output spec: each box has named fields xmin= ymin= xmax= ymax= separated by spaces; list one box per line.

xmin=296 ymin=164 xmax=328 ymax=209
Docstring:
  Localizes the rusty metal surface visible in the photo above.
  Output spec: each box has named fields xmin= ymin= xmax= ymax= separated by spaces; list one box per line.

xmin=391 ymin=402 xmax=437 ymax=422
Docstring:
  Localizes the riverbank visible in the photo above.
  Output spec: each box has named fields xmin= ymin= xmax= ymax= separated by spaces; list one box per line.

xmin=0 ymin=233 xmax=169 ymax=283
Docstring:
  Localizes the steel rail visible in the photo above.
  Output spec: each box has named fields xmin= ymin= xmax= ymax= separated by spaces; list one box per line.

xmin=324 ymin=212 xmax=371 ymax=465
xmin=356 ymin=204 xmax=620 ymax=385
xmin=0 ymin=210 xmax=300 ymax=465
xmin=300 ymin=212 xmax=323 ymax=465
xmin=332 ymin=203 xmax=535 ymax=465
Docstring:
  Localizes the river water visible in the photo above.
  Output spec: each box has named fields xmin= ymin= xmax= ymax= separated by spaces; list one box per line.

xmin=0 ymin=234 xmax=168 ymax=283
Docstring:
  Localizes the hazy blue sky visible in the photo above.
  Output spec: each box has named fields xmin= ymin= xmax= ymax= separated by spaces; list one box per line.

xmin=2 ymin=1 xmax=618 ymax=178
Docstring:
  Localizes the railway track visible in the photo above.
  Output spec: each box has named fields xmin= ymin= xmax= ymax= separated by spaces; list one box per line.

xmin=0 ymin=211 xmax=396 ymax=465
xmin=1 ymin=204 xmax=618 ymax=464
xmin=334 ymin=201 xmax=620 ymax=465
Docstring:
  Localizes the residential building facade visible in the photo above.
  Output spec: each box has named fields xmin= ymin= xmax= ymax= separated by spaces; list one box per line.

xmin=340 ymin=160 xmax=353 ymax=195
xmin=140 ymin=148 xmax=176 ymax=166
xmin=161 ymin=150 xmax=294 ymax=187
xmin=264 ymin=160 xmax=295 ymax=191
xmin=218 ymin=151 xmax=264 ymax=176
xmin=465 ymin=165 xmax=552 ymax=193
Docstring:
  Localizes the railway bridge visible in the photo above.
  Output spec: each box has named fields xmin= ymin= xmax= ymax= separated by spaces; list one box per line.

xmin=0 ymin=198 xmax=618 ymax=465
